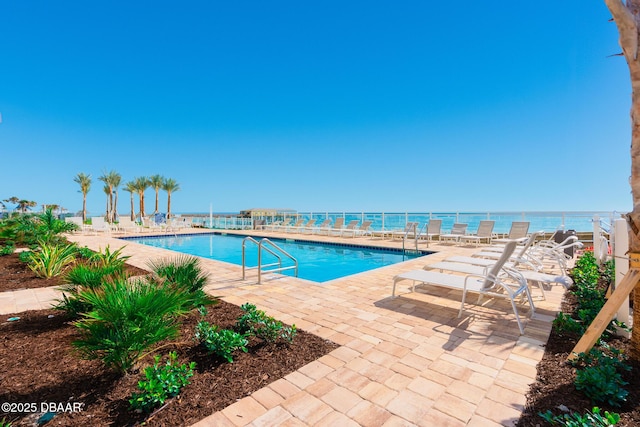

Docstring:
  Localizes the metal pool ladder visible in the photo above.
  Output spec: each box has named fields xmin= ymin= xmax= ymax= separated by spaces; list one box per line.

xmin=242 ymin=236 xmax=298 ymax=283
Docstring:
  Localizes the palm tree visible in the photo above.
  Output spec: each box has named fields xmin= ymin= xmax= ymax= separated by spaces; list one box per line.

xmin=98 ymin=170 xmax=121 ymax=223
xmin=602 ymin=0 xmax=640 ymax=360
xmin=133 ymin=176 xmax=150 ymax=220
xmin=102 ymin=184 xmax=111 ymax=220
xmin=149 ymin=174 xmax=164 ymax=214
xmin=162 ymin=178 xmax=180 ymax=219
xmin=111 ymin=173 xmax=122 ymax=222
xmin=17 ymin=200 xmax=37 ymax=213
xmin=73 ymin=173 xmax=92 ymax=222
xmin=123 ymin=181 xmax=137 ymax=221
xmin=4 ymin=196 xmax=19 ymax=212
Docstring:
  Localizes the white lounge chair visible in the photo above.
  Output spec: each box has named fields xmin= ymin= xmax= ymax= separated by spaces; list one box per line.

xmin=298 ymin=219 xmax=317 ymax=234
xmin=339 ymin=220 xmax=360 ymax=237
xmin=65 ymin=216 xmax=86 ymax=234
xmin=417 ymin=219 xmax=442 ymax=246
xmin=342 ymin=220 xmax=373 ymax=238
xmin=90 ymin=217 xmax=112 ymax=234
xmin=327 ymin=218 xmax=345 ymax=236
xmin=117 ymin=217 xmax=140 ymax=234
xmin=447 ymin=232 xmax=542 ymax=271
xmin=392 ymin=241 xmax=535 ymax=334
xmin=424 ymin=261 xmax=573 ymax=300
xmin=439 ymin=223 xmax=468 ymax=244
xmin=390 ymin=222 xmax=418 ymax=241
xmin=492 ymin=221 xmax=530 ymax=244
xmin=459 ymin=220 xmax=495 ymax=247
xmin=312 ymin=219 xmax=332 ymax=235
xmin=285 ymin=219 xmax=305 ymax=233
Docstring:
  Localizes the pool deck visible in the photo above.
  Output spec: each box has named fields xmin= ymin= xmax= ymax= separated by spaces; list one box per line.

xmin=1 ymin=228 xmax=570 ymax=427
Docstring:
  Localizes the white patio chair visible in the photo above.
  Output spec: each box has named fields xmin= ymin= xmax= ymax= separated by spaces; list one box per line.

xmin=459 ymin=220 xmax=495 ymax=247
xmin=392 ymin=241 xmax=535 ymax=334
xmin=439 ymin=223 xmax=468 ymax=244
xmin=492 ymin=221 xmax=530 ymax=244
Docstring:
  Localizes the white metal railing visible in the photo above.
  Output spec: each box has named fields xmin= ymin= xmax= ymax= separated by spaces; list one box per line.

xmin=247 ymin=211 xmax=621 ymax=234
xmin=241 ymin=236 xmax=298 ymax=283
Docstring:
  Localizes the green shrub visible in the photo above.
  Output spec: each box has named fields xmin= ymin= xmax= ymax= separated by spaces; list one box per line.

xmin=237 ymin=303 xmax=297 ymax=344
xmin=539 ymin=406 xmax=620 ymax=426
xmin=55 ymin=264 xmax=127 ymax=317
xmin=18 ymin=250 xmax=32 ymax=263
xmin=129 ymin=351 xmax=195 ymax=413
xmin=195 ymin=321 xmax=248 ymax=363
xmin=148 ymin=255 xmax=216 ymax=310
xmin=74 ymin=246 xmax=96 ymax=260
xmin=571 ymin=348 xmax=630 ymax=408
xmin=27 ymin=241 xmax=77 ymax=278
xmin=0 ymin=243 xmax=15 ymax=256
xmin=72 ymin=278 xmax=193 ymax=373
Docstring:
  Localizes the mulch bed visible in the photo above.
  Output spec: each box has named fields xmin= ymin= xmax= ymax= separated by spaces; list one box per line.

xmin=0 ymin=252 xmax=149 ymax=292
xmin=516 ymin=288 xmax=640 ymax=426
xmin=0 ymin=254 xmax=339 ymax=426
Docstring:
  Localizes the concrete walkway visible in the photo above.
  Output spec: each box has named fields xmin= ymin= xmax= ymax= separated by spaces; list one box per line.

xmin=2 ymin=229 xmax=568 ymax=426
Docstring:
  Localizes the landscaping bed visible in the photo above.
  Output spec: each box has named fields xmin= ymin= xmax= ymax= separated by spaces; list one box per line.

xmin=1 ymin=301 xmax=338 ymax=426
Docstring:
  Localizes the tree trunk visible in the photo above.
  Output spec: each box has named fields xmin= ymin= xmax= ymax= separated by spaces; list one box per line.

xmin=606 ymin=0 xmax=640 ymax=360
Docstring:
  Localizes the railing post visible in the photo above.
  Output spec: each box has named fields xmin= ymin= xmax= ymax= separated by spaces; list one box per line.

xmin=593 ymin=215 xmax=602 ymax=265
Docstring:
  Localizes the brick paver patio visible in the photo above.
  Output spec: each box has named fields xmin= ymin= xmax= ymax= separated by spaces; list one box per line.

xmin=1 ymin=228 xmax=568 ymax=426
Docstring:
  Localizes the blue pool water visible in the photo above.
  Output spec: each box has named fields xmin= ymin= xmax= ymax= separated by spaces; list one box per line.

xmin=123 ymin=233 xmax=430 ymax=282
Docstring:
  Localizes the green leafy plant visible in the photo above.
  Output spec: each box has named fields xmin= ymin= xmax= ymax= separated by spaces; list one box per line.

xmin=571 ymin=348 xmax=630 ymax=408
xmin=195 ymin=321 xmax=248 ymax=363
xmin=55 ymin=263 xmax=127 ymax=317
xmin=18 ymin=250 xmax=32 ymax=263
xmin=554 ymin=251 xmax=624 ymax=338
xmin=237 ymin=303 xmax=297 ymax=344
xmin=0 ymin=243 xmax=15 ymax=256
xmin=0 ymin=417 xmax=13 ymax=427
xmin=72 ymin=278 xmax=192 ymax=373
xmin=539 ymin=406 xmax=620 ymax=426
xmin=26 ymin=240 xmax=77 ymax=278
xmin=89 ymin=245 xmax=130 ymax=270
xmin=129 ymin=351 xmax=195 ymax=412
xmin=74 ymin=246 xmax=96 ymax=260
xmin=148 ymin=255 xmax=216 ymax=310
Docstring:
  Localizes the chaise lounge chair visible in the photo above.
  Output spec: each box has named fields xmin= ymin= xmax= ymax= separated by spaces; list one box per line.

xmin=492 ymin=221 xmax=530 ymax=244
xmin=312 ymin=219 xmax=332 ymax=235
xmin=392 ymin=241 xmax=535 ymax=334
xmin=417 ymin=219 xmax=442 ymax=246
xmin=390 ymin=222 xmax=418 ymax=241
xmin=439 ymin=223 xmax=468 ymax=244
xmin=459 ymin=220 xmax=495 ymax=247
xmin=341 ymin=220 xmax=373 ymax=238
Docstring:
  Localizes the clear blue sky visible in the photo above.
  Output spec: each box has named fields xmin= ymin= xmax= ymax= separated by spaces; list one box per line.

xmin=0 ymin=1 xmax=631 ymax=216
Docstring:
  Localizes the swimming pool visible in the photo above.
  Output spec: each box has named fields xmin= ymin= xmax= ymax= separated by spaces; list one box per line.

xmin=123 ymin=233 xmax=431 ymax=282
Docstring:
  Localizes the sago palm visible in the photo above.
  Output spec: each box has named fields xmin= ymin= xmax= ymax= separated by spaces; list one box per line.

xmin=72 ymin=278 xmax=192 ymax=373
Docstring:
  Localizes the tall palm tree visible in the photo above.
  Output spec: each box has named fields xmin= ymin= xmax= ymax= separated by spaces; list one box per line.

xmin=98 ymin=170 xmax=121 ymax=223
xmin=102 ymin=184 xmax=110 ymax=220
xmin=162 ymin=178 xmax=180 ymax=219
xmin=149 ymin=174 xmax=164 ymax=214
xmin=133 ymin=176 xmax=150 ymax=220
xmin=606 ymin=0 xmax=640 ymax=361
xmin=111 ymin=172 xmax=122 ymax=222
xmin=123 ymin=181 xmax=137 ymax=221
xmin=73 ymin=173 xmax=91 ymax=222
